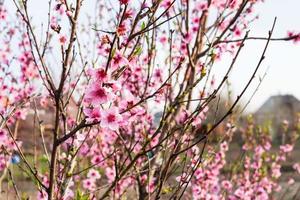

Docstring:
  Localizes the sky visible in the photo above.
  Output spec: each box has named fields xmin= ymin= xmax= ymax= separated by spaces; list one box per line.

xmin=218 ymin=0 xmax=300 ymax=112
xmin=6 ymin=0 xmax=300 ymax=112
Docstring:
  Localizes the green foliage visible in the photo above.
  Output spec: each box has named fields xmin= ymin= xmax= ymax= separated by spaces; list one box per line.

xmin=133 ymin=46 xmax=142 ymax=56
xmin=21 ymin=193 xmax=30 ymax=200
xmin=75 ymin=190 xmax=89 ymax=200
xmin=141 ymin=21 xmax=146 ymax=30
xmin=38 ymin=155 xmax=49 ymax=174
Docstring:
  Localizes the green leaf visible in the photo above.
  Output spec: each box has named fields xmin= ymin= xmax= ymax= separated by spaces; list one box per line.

xmin=75 ymin=190 xmax=89 ymax=200
xmin=141 ymin=22 xmax=146 ymax=30
xmin=133 ymin=46 xmax=142 ymax=56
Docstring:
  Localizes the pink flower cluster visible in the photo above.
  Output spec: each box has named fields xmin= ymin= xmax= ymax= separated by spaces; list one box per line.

xmin=0 ymin=129 xmax=19 ymax=170
xmin=83 ymin=68 xmax=124 ymax=131
xmin=189 ymin=121 xmax=298 ymax=200
xmin=0 ymin=0 xmax=299 ymax=199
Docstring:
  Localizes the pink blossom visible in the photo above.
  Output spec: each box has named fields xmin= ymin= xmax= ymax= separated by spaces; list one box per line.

xmin=119 ymin=0 xmax=130 ymax=4
xmin=111 ymin=51 xmax=129 ymax=70
xmin=263 ymin=142 xmax=271 ymax=150
xmin=159 ymin=35 xmax=167 ymax=44
xmin=287 ymin=31 xmax=300 ymax=43
xmin=256 ymin=187 xmax=268 ymax=200
xmin=271 ymin=163 xmax=281 ymax=178
xmin=40 ymin=96 xmax=49 ymax=107
xmin=146 ymin=178 xmax=156 ymax=193
xmin=83 ymin=178 xmax=96 ymax=191
xmin=222 ymin=180 xmax=232 ymax=190
xmin=87 ymin=169 xmax=101 ymax=180
xmin=83 ymin=107 xmax=101 ymax=123
xmin=293 ymin=163 xmax=300 ymax=174
xmin=14 ymin=109 xmax=27 ymax=120
xmin=220 ymin=142 xmax=229 ymax=152
xmin=85 ymin=83 xmax=113 ymax=105
xmin=90 ymin=68 xmax=108 ymax=82
xmin=59 ymin=35 xmax=67 ymax=45
xmin=175 ymin=108 xmax=189 ymax=124
xmin=161 ymin=0 xmax=173 ymax=9
xmin=288 ymin=178 xmax=295 ymax=185
xmin=66 ymin=10 xmax=72 ymax=17
xmin=153 ymin=68 xmax=163 ymax=82
xmin=280 ymin=144 xmax=293 ymax=153
xmin=0 ymin=129 xmax=7 ymax=145
xmin=100 ymin=107 xmax=123 ymax=131
xmin=105 ymin=167 xmax=116 ymax=183
xmin=91 ymin=155 xmax=103 ymax=166
xmin=192 ymin=106 xmax=209 ymax=127
xmin=37 ymin=190 xmax=48 ymax=200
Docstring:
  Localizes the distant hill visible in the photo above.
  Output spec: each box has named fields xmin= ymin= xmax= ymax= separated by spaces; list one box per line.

xmin=254 ymin=94 xmax=300 ymax=140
